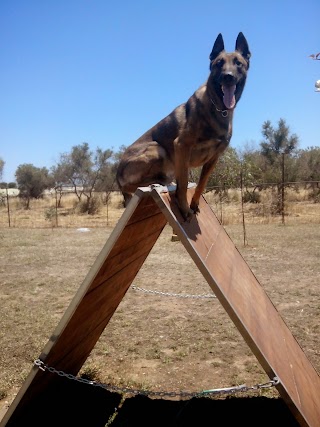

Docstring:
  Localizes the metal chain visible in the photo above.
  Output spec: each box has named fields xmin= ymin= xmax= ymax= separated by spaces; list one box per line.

xmin=131 ymin=285 xmax=216 ymax=299
xmin=34 ymin=359 xmax=279 ymax=399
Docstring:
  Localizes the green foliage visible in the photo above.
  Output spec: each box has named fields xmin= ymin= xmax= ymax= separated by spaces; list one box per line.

xmin=240 ymin=150 xmax=263 ymax=186
xmin=295 ymin=147 xmax=320 ymax=182
xmin=206 ymin=147 xmax=241 ymax=189
xmin=77 ymin=195 xmax=101 ymax=215
xmin=260 ymin=118 xmax=299 ymax=162
xmin=242 ymin=190 xmax=261 ymax=203
xmin=44 ymin=206 xmax=57 ymax=227
xmin=51 ymin=142 xmax=115 ymax=212
xmin=10 ymin=124 xmax=319 ymax=212
xmin=44 ymin=206 xmax=56 ymax=220
xmin=0 ymin=182 xmax=18 ymax=189
xmin=15 ymin=164 xmax=52 ymax=209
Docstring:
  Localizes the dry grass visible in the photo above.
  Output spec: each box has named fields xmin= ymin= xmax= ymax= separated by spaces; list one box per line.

xmin=1 ymin=187 xmax=320 ymax=230
xmin=205 ymin=188 xmax=320 ymax=225
xmin=0 ymin=192 xmax=319 ymax=417
xmin=0 ymin=192 xmax=125 ymax=229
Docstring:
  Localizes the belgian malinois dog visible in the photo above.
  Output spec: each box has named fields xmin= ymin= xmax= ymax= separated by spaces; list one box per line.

xmin=116 ymin=32 xmax=250 ymax=220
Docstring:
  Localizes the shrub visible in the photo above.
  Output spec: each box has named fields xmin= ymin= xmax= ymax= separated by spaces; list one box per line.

xmin=44 ymin=207 xmax=57 ymax=226
xmin=77 ymin=196 xmax=101 ymax=215
xmin=242 ymin=190 xmax=261 ymax=204
xmin=308 ymin=188 xmax=320 ymax=203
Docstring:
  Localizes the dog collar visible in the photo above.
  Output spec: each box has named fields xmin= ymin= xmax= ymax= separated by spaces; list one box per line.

xmin=210 ymin=98 xmax=229 ymax=118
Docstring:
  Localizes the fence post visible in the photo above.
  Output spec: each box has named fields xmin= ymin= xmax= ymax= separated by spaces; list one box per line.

xmin=6 ymin=187 xmax=11 ymax=228
xmin=281 ymin=153 xmax=285 ymax=225
xmin=240 ymin=168 xmax=248 ymax=246
xmin=55 ymin=190 xmax=59 ymax=228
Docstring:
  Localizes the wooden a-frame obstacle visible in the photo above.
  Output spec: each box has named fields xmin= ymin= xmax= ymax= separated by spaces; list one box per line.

xmin=1 ymin=185 xmax=319 ymax=426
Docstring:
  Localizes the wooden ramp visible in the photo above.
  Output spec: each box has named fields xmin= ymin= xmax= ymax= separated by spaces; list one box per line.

xmin=1 ymin=186 xmax=319 ymax=427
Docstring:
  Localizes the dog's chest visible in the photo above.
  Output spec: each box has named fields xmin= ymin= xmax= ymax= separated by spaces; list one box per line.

xmin=189 ymin=136 xmax=229 ymax=167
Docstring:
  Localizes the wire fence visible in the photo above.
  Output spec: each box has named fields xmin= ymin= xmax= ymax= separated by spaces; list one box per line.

xmin=0 ymin=181 xmax=319 ymax=229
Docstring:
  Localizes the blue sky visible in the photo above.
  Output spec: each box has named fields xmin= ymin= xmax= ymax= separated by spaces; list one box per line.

xmin=1 ymin=0 xmax=319 ymax=183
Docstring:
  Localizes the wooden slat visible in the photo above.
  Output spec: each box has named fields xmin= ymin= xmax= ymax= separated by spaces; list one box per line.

xmin=154 ymin=187 xmax=320 ymax=427
xmin=42 ymin=195 xmax=167 ymax=373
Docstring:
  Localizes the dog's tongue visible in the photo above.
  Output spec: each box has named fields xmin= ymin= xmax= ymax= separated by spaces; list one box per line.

xmin=222 ymin=85 xmax=236 ymax=109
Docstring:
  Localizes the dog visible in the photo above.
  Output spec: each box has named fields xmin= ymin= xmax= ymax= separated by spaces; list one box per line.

xmin=116 ymin=32 xmax=250 ymax=221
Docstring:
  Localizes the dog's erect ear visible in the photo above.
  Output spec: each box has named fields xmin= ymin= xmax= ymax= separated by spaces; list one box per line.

xmin=209 ymin=33 xmax=225 ymax=61
xmin=235 ymin=32 xmax=251 ymax=62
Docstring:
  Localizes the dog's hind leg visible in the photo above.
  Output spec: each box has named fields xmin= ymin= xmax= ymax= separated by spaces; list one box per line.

xmin=117 ymin=142 xmax=174 ymax=200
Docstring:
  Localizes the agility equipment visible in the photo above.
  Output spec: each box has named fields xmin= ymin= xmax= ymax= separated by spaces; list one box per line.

xmin=1 ymin=185 xmax=319 ymax=427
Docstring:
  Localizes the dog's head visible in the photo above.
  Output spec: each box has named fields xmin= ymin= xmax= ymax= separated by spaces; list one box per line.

xmin=208 ymin=32 xmax=250 ymax=111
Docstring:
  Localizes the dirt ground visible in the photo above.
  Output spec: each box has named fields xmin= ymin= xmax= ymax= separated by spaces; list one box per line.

xmin=0 ymin=203 xmax=319 ymax=425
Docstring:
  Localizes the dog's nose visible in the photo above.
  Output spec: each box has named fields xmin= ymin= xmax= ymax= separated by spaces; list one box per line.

xmin=222 ymin=73 xmax=236 ymax=84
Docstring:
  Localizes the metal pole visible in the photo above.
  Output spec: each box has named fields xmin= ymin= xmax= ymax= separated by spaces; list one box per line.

xmin=55 ymin=189 xmax=59 ymax=227
xmin=281 ymin=153 xmax=285 ymax=225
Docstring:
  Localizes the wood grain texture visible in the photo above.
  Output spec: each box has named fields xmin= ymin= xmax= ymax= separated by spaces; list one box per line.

xmin=1 ymin=190 xmax=167 ymax=426
xmin=154 ymin=187 xmax=320 ymax=427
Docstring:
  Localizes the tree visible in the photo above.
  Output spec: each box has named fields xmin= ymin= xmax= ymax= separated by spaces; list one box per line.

xmin=199 ymin=147 xmax=241 ymax=192
xmin=15 ymin=164 xmax=52 ymax=209
xmin=295 ymin=147 xmax=320 ymax=202
xmin=296 ymin=147 xmax=320 ymax=181
xmin=50 ymin=158 xmax=69 ymax=207
xmin=238 ymin=148 xmax=264 ymax=202
xmin=260 ymin=118 xmax=299 ymax=163
xmin=260 ymin=118 xmax=299 ymax=184
xmin=84 ymin=147 xmax=114 ymax=211
xmin=52 ymin=143 xmax=114 ymax=213
xmin=260 ymin=119 xmax=299 ymax=220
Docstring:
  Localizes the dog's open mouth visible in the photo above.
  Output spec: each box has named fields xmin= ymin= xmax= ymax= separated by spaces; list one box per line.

xmin=222 ymin=85 xmax=236 ymax=109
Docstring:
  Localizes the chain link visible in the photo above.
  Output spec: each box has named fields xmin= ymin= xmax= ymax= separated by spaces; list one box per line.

xmin=131 ymin=285 xmax=216 ymax=299
xmin=34 ymin=359 xmax=279 ymax=399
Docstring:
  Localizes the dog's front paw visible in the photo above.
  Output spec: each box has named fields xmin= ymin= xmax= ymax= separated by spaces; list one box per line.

xmin=179 ymin=206 xmax=195 ymax=222
xmin=190 ymin=200 xmax=200 ymax=214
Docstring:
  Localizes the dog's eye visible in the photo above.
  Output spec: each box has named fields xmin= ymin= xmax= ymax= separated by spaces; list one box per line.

xmin=216 ymin=59 xmax=224 ymax=68
xmin=235 ymin=59 xmax=243 ymax=67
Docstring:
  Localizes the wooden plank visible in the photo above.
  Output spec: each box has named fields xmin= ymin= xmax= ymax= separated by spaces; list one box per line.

xmin=1 ymin=190 xmax=167 ymax=426
xmin=152 ymin=186 xmax=320 ymax=427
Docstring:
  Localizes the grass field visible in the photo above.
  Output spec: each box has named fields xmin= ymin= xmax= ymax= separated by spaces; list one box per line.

xmin=0 ymin=191 xmax=319 ymax=425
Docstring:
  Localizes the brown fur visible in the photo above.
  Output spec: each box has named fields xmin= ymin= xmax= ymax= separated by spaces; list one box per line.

xmin=116 ymin=33 xmax=250 ymax=220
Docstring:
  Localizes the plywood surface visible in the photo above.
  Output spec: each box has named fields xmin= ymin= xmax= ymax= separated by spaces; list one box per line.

xmin=1 ymin=191 xmax=167 ymax=425
xmin=154 ymin=187 xmax=320 ymax=427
